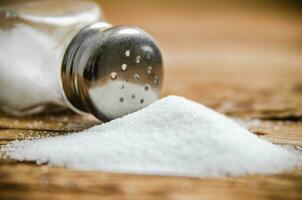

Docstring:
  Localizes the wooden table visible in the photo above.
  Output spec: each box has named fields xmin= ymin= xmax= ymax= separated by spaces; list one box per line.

xmin=1 ymin=1 xmax=302 ymax=199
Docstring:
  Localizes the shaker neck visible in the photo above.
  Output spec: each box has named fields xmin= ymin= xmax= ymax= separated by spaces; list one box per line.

xmin=60 ymin=22 xmax=112 ymax=115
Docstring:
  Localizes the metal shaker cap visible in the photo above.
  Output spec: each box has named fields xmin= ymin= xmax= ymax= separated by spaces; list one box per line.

xmin=61 ymin=22 xmax=163 ymax=121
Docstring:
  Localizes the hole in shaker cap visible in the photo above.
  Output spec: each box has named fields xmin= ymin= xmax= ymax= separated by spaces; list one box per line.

xmin=146 ymin=66 xmax=152 ymax=74
xmin=125 ymin=50 xmax=130 ymax=57
xmin=133 ymin=74 xmax=140 ymax=82
xmin=153 ymin=75 xmax=159 ymax=84
xmin=121 ymin=64 xmax=127 ymax=71
xmin=136 ymin=56 xmax=141 ymax=63
xmin=110 ymin=72 xmax=118 ymax=80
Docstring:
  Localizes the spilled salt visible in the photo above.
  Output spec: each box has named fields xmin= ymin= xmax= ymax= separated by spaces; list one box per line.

xmin=1 ymin=96 xmax=300 ymax=178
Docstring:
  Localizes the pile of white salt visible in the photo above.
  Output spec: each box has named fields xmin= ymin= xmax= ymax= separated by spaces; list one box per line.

xmin=1 ymin=96 xmax=300 ymax=178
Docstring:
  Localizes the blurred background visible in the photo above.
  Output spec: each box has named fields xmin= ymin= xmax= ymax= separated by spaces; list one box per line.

xmin=87 ymin=1 xmax=302 ymax=80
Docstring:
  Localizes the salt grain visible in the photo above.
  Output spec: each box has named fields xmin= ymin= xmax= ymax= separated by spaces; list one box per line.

xmin=1 ymin=96 xmax=301 ymax=178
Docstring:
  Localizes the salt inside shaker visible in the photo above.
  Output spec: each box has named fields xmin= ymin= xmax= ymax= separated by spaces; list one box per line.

xmin=0 ymin=0 xmax=163 ymax=121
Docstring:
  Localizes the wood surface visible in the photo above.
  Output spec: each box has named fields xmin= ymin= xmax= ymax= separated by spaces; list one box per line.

xmin=1 ymin=1 xmax=302 ymax=199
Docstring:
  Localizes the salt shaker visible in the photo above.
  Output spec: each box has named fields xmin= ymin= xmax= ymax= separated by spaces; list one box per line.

xmin=0 ymin=0 xmax=163 ymax=121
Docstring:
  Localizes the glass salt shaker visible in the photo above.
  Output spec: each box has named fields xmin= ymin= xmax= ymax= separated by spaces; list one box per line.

xmin=0 ymin=0 xmax=163 ymax=121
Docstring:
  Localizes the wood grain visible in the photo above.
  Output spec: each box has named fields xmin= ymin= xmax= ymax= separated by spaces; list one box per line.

xmin=1 ymin=1 xmax=302 ymax=199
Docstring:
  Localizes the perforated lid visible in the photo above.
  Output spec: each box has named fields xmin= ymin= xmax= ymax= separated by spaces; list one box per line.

xmin=61 ymin=23 xmax=163 ymax=121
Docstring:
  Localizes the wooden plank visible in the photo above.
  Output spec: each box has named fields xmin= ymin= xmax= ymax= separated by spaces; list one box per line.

xmin=0 ymin=112 xmax=99 ymax=132
xmin=237 ymin=119 xmax=302 ymax=146
xmin=0 ymin=159 xmax=301 ymax=200
xmin=0 ymin=160 xmax=302 ymax=200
